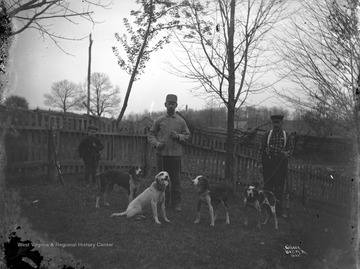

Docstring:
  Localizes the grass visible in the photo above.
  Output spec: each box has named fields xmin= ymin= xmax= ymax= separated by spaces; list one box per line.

xmin=4 ymin=173 xmax=356 ymax=269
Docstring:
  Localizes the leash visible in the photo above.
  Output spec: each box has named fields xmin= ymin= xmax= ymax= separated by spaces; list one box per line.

xmin=184 ymin=162 xmax=193 ymax=181
xmin=261 ymin=155 xmax=285 ymax=185
xmin=261 ymin=154 xmax=291 ymax=222
xmin=262 ymin=129 xmax=289 ymax=186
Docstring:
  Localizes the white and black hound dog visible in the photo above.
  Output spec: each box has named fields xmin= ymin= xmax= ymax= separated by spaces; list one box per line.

xmin=95 ymin=166 xmax=143 ymax=208
xmin=111 ymin=171 xmax=171 ymax=225
xmin=243 ymin=183 xmax=278 ymax=229
xmin=192 ymin=175 xmax=230 ymax=226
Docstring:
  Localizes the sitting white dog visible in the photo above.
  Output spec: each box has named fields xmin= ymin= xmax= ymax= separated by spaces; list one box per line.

xmin=111 ymin=171 xmax=171 ymax=224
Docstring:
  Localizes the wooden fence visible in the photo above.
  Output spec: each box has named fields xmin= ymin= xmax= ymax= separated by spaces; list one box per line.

xmin=2 ymin=107 xmax=354 ymax=213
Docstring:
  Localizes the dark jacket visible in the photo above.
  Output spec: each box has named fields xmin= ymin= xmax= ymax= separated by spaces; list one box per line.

xmin=78 ymin=136 xmax=103 ymax=163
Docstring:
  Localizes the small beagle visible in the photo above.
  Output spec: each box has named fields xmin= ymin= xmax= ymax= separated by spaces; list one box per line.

xmin=95 ymin=166 xmax=143 ymax=208
xmin=110 ymin=171 xmax=171 ymax=225
xmin=243 ymin=183 xmax=278 ymax=229
xmin=192 ymin=175 xmax=230 ymax=226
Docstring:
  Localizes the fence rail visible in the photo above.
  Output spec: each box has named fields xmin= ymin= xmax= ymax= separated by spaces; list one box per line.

xmin=3 ymin=107 xmax=354 ymax=213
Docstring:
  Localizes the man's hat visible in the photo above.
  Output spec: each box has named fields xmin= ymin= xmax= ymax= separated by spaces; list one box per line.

xmin=270 ymin=115 xmax=284 ymax=122
xmin=165 ymin=94 xmax=178 ymax=103
xmin=87 ymin=124 xmax=98 ymax=131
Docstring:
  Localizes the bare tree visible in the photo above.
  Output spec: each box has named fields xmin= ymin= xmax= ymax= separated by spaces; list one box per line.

xmin=44 ymin=80 xmax=84 ymax=112
xmin=0 ymin=4 xmax=11 ymax=73
xmin=275 ymin=0 xmax=360 ymax=260
xmin=275 ymin=0 xmax=360 ymax=157
xmin=300 ymin=106 xmax=339 ymax=137
xmin=112 ymin=0 xmax=183 ymax=122
xmin=0 ymin=1 xmax=111 ymax=100
xmin=5 ymin=0 xmax=112 ymax=54
xmin=88 ymin=72 xmax=121 ymax=117
xmin=171 ymin=0 xmax=287 ymax=184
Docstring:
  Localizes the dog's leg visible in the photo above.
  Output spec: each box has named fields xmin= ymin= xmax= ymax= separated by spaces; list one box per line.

xmin=209 ymin=204 xmax=215 ymax=226
xmin=262 ymin=205 xmax=269 ymax=225
xmin=133 ymin=188 xmax=138 ymax=200
xmin=256 ymin=205 xmax=262 ymax=229
xmin=129 ymin=187 xmax=139 ymax=203
xmin=262 ymin=204 xmax=272 ymax=225
xmin=103 ymin=182 xmax=114 ymax=207
xmin=128 ymin=185 xmax=135 ymax=203
xmin=161 ymin=201 xmax=170 ymax=223
xmin=194 ymin=200 xmax=202 ymax=224
xmin=213 ymin=202 xmax=219 ymax=221
xmin=257 ymin=211 xmax=262 ymax=229
xmin=222 ymin=201 xmax=230 ymax=224
xmin=95 ymin=175 xmax=104 ymax=208
xmin=270 ymin=205 xmax=278 ymax=229
xmin=205 ymin=196 xmax=215 ymax=226
xmin=95 ymin=196 xmax=100 ymax=209
xmin=128 ymin=189 xmax=133 ymax=203
xmin=243 ymin=199 xmax=248 ymax=226
xmin=151 ymin=200 xmax=161 ymax=224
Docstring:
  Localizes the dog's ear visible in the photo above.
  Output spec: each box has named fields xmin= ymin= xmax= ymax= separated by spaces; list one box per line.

xmin=155 ymin=171 xmax=163 ymax=181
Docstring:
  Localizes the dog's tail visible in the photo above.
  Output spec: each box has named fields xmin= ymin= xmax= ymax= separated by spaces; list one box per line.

xmin=110 ymin=212 xmax=127 ymax=218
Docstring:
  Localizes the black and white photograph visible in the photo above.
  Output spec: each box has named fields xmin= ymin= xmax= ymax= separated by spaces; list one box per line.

xmin=0 ymin=0 xmax=359 ymax=268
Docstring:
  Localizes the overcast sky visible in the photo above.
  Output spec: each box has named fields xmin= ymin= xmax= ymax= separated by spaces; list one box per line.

xmin=7 ymin=1 xmax=292 ymax=116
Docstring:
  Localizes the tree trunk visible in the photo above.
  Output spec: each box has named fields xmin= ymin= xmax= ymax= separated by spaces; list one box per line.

xmin=224 ymin=0 xmax=236 ymax=187
xmin=87 ymin=33 xmax=93 ymax=115
xmin=225 ymin=103 xmax=236 ymax=186
xmin=117 ymin=0 xmax=154 ymax=123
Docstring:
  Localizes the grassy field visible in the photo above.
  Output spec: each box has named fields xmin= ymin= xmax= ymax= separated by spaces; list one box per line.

xmin=5 ymin=173 xmax=356 ymax=269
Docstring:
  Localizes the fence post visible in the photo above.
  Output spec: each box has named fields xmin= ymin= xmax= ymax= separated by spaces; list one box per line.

xmin=47 ymin=128 xmax=56 ymax=183
xmin=144 ymin=134 xmax=150 ymax=177
xmin=47 ymin=127 xmax=65 ymax=185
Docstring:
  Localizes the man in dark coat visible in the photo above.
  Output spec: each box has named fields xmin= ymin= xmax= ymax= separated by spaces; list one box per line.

xmin=78 ymin=125 xmax=103 ymax=186
xmin=257 ymin=115 xmax=294 ymax=217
